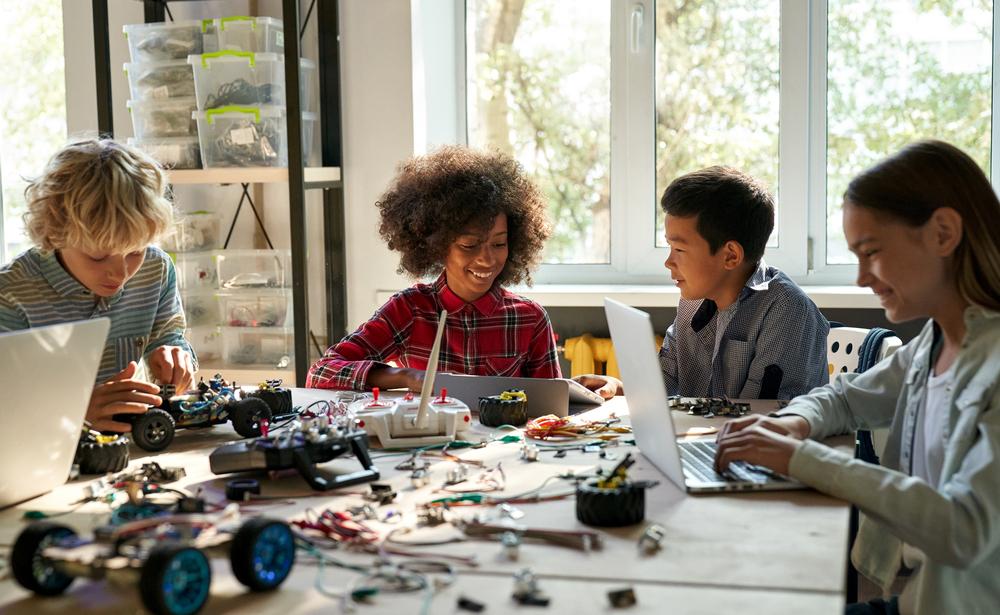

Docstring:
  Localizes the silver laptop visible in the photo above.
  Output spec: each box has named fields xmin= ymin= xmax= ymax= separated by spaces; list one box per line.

xmin=604 ymin=298 xmax=803 ymax=493
xmin=0 ymin=318 xmax=110 ymax=507
xmin=436 ymin=373 xmax=605 ymax=418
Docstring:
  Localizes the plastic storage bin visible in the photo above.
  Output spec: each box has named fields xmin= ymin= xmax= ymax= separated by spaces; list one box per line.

xmin=181 ymin=290 xmax=221 ymax=327
xmin=189 ymin=51 xmax=316 ymax=111
xmin=219 ymin=289 xmax=291 ymax=327
xmin=186 ymin=326 xmax=223 ymax=364
xmin=127 ymin=98 xmax=198 ymax=138
xmin=161 ymin=211 xmax=221 ymax=252
xmin=174 ymin=251 xmax=220 ymax=290
xmin=224 ymin=326 xmax=293 ymax=368
xmin=124 ymin=21 xmax=203 ymax=63
xmin=216 ymin=249 xmax=290 ymax=290
xmin=124 ymin=60 xmax=195 ymax=100
xmin=194 ymin=106 xmax=316 ymax=168
xmin=128 ymin=136 xmax=201 ymax=170
xmin=210 ymin=16 xmax=284 ymax=53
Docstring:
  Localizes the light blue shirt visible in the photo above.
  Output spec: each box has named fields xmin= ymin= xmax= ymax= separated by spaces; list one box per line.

xmin=0 ymin=246 xmax=196 ymax=383
xmin=779 ymin=307 xmax=1000 ymax=615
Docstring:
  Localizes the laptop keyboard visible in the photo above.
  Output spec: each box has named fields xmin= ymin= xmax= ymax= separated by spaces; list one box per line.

xmin=678 ymin=440 xmax=771 ymax=484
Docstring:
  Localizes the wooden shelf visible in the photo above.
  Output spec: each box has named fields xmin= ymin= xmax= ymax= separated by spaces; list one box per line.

xmin=166 ymin=167 xmax=342 ymax=189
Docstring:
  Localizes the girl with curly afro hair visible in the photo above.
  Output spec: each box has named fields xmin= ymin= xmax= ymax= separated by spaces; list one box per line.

xmin=307 ymin=146 xmax=562 ymax=391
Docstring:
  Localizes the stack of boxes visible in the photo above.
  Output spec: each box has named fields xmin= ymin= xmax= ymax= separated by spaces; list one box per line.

xmin=127 ymin=17 xmax=304 ymax=372
xmin=124 ymin=16 xmax=317 ymax=169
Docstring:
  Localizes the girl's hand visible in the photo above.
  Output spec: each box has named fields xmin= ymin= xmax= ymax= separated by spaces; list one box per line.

xmin=573 ymin=374 xmax=623 ymax=399
xmin=714 ymin=423 xmax=804 ymax=476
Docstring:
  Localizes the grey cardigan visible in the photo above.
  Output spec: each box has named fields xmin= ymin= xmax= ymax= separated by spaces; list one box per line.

xmin=778 ymin=306 xmax=1000 ymax=615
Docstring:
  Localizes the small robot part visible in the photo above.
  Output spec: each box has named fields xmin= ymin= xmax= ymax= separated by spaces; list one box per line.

xmin=639 ymin=524 xmax=667 ymax=554
xmin=225 ymin=478 xmax=262 ymax=502
xmin=365 ymin=483 xmax=397 ymax=505
xmin=576 ymin=453 xmax=659 ymax=527
xmin=501 ymin=530 xmax=521 ymax=560
xmin=521 ymin=443 xmax=540 ymax=462
xmin=457 ymin=595 xmax=487 ymax=612
xmin=512 ymin=568 xmax=550 ymax=606
xmin=668 ymin=395 xmax=751 ymax=419
xmin=244 ymin=378 xmax=295 ymax=416
xmin=445 ymin=464 xmax=469 ymax=485
xmin=478 ymin=388 xmax=529 ymax=427
xmin=209 ymin=414 xmax=379 ymax=491
xmin=74 ymin=430 xmax=129 ymax=475
xmin=411 ymin=468 xmax=430 ymax=489
xmin=608 ymin=587 xmax=637 ymax=608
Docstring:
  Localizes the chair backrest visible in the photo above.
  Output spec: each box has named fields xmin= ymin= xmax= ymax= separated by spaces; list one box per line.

xmin=827 ymin=327 xmax=903 ymax=383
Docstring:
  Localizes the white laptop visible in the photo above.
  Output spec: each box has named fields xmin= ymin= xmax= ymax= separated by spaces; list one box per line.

xmin=604 ymin=298 xmax=803 ymax=493
xmin=436 ymin=373 xmax=605 ymax=418
xmin=0 ymin=318 xmax=110 ymax=507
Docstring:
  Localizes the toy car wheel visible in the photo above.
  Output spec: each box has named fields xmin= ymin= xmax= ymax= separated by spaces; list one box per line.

xmin=75 ymin=433 xmax=130 ymax=474
xmin=230 ymin=517 xmax=296 ymax=591
xmin=140 ymin=544 xmax=212 ymax=615
xmin=132 ymin=409 xmax=176 ymax=452
xmin=575 ymin=479 xmax=647 ymax=527
xmin=228 ymin=398 xmax=272 ymax=438
xmin=246 ymin=387 xmax=293 ymax=416
xmin=11 ymin=522 xmax=77 ymax=595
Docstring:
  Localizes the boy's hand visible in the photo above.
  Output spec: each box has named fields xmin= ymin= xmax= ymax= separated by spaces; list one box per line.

xmin=147 ymin=346 xmax=196 ymax=392
xmin=715 ymin=414 xmax=811 ymax=442
xmin=87 ymin=361 xmax=162 ymax=432
xmin=367 ymin=366 xmax=425 ymax=392
xmin=573 ymin=374 xmax=622 ymax=399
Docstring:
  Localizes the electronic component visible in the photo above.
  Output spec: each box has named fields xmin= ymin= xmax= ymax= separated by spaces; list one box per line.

xmin=512 ymin=568 xmax=550 ymax=606
xmin=225 ymin=478 xmax=262 ymax=501
xmin=668 ymin=395 xmax=751 ymax=418
xmin=209 ymin=414 xmax=379 ymax=491
xmin=608 ymin=587 xmax=637 ymax=608
xmin=639 ymin=524 xmax=667 ymax=554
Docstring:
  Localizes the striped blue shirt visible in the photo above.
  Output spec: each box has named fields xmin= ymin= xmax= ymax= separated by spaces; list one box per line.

xmin=659 ymin=261 xmax=830 ymax=400
xmin=0 ymin=246 xmax=196 ymax=383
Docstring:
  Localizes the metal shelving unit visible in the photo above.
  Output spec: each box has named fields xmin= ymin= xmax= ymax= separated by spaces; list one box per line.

xmin=91 ymin=0 xmax=347 ymax=386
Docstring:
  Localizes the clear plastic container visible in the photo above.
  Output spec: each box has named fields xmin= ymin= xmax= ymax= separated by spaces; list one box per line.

xmin=124 ymin=60 xmax=195 ymax=100
xmin=216 ymin=249 xmax=290 ymax=290
xmin=128 ymin=136 xmax=201 ymax=170
xmin=210 ymin=16 xmax=284 ymax=53
xmin=181 ymin=290 xmax=221 ymax=327
xmin=174 ymin=251 xmax=220 ymax=290
xmin=223 ymin=326 xmax=293 ymax=368
xmin=127 ymin=97 xmax=198 ymax=138
xmin=188 ymin=51 xmax=316 ymax=111
xmin=124 ymin=20 xmax=203 ymax=63
xmin=194 ymin=106 xmax=316 ymax=168
xmin=219 ymin=289 xmax=291 ymax=327
xmin=186 ymin=326 xmax=223 ymax=364
xmin=160 ymin=211 xmax=221 ymax=252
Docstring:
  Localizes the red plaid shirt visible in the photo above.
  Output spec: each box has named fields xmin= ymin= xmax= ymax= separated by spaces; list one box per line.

xmin=306 ymin=274 xmax=562 ymax=389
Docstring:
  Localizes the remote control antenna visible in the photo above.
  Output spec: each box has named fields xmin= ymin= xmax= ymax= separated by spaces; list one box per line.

xmin=414 ymin=310 xmax=447 ymax=428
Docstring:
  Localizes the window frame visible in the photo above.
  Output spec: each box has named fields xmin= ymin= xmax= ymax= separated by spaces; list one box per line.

xmin=459 ymin=0 xmax=998 ymax=287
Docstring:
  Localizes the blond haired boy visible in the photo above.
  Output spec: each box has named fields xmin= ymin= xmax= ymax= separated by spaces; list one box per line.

xmin=0 ymin=138 xmax=197 ymax=432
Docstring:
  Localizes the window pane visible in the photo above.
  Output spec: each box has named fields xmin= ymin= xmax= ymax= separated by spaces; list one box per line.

xmin=467 ymin=0 xmax=610 ymax=264
xmin=654 ymin=1 xmax=780 ymax=247
xmin=0 ymin=0 xmax=66 ymax=262
xmin=827 ymin=0 xmax=992 ymax=264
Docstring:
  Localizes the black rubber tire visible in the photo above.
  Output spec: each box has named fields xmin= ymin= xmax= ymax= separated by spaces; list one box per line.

xmin=229 ymin=517 xmax=296 ymax=591
xmin=75 ymin=435 xmax=130 ymax=474
xmin=11 ymin=522 xmax=77 ymax=596
xmin=246 ymin=387 xmax=293 ymax=416
xmin=139 ymin=544 xmax=212 ymax=615
xmin=478 ymin=397 xmax=528 ymax=427
xmin=228 ymin=398 xmax=272 ymax=438
xmin=575 ymin=479 xmax=646 ymax=527
xmin=132 ymin=409 xmax=176 ymax=452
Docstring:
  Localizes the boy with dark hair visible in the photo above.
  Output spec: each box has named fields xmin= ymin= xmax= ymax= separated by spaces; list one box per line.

xmin=580 ymin=166 xmax=828 ymax=400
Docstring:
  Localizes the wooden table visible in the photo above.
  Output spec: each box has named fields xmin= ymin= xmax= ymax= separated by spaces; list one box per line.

xmin=0 ymin=391 xmax=850 ymax=614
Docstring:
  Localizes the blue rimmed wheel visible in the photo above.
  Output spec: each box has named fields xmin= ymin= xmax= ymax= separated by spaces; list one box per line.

xmin=230 ymin=518 xmax=295 ymax=591
xmin=140 ymin=545 xmax=211 ymax=615
xmin=11 ymin=522 xmax=77 ymax=596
